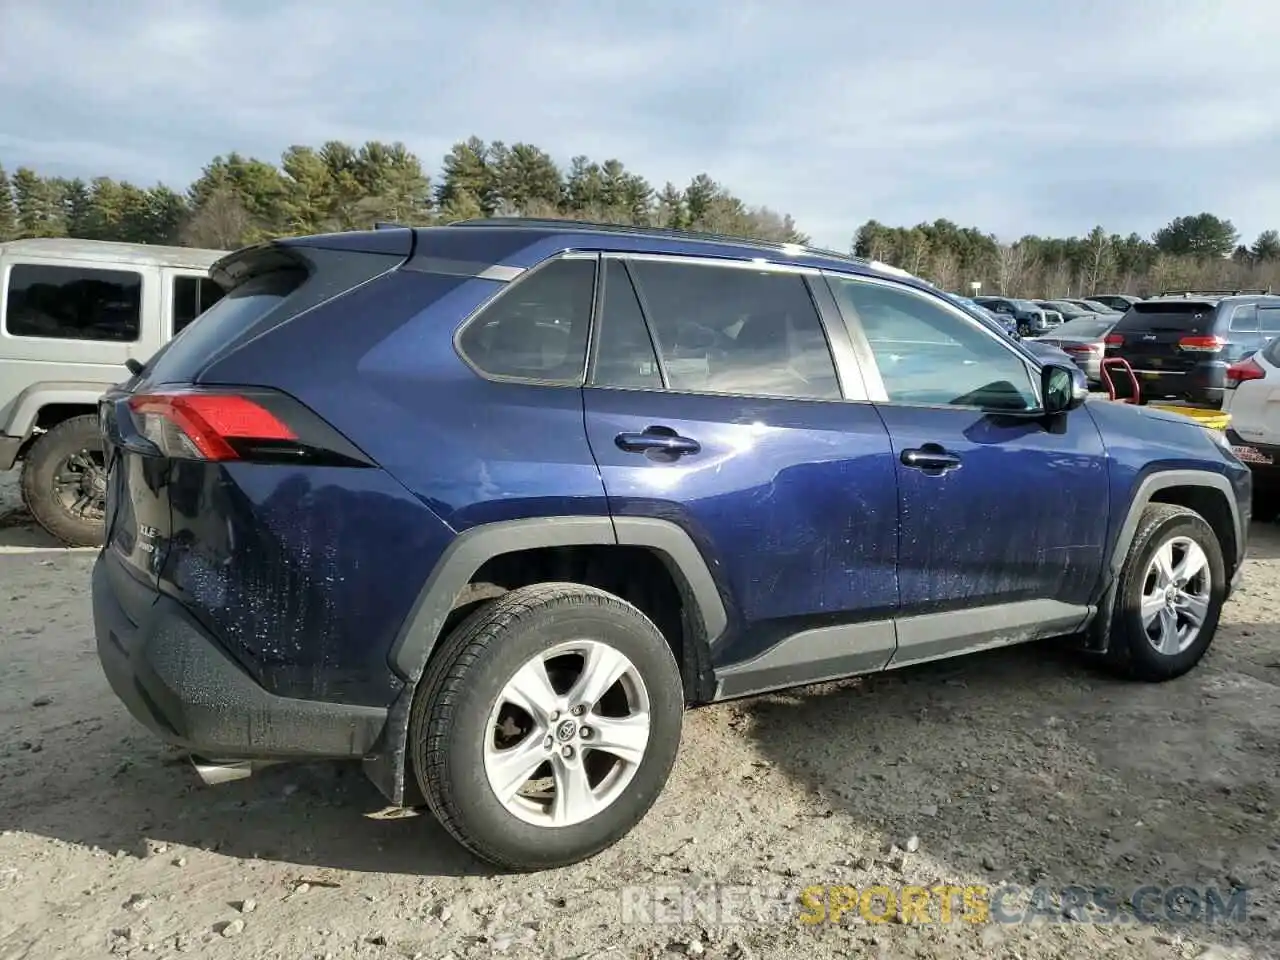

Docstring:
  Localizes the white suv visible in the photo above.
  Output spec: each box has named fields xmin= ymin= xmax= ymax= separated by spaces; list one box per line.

xmin=1222 ymin=340 xmax=1280 ymax=507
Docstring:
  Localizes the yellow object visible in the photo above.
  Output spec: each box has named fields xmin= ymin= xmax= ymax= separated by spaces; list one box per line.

xmin=1148 ymin=403 xmax=1231 ymax=431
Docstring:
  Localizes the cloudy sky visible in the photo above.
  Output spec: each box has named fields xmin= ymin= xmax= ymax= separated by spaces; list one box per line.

xmin=2 ymin=0 xmax=1278 ymax=250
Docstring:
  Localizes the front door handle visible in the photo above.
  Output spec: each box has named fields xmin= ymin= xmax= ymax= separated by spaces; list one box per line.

xmin=900 ymin=444 xmax=962 ymax=474
xmin=616 ymin=428 xmax=701 ymax=456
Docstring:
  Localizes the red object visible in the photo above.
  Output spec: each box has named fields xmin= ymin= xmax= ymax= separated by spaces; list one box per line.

xmin=1104 ymin=333 xmax=1124 ymax=347
xmin=128 ymin=391 xmax=296 ymax=461
xmin=1225 ymin=356 xmax=1267 ymax=388
xmin=1100 ymin=357 xmax=1141 ymax=404
xmin=1177 ymin=335 xmax=1226 ymax=352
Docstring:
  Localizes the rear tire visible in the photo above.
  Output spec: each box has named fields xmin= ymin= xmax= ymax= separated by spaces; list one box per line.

xmin=20 ymin=415 xmax=107 ymax=547
xmin=1102 ymin=504 xmax=1225 ymax=681
xmin=409 ymin=583 xmax=684 ymax=872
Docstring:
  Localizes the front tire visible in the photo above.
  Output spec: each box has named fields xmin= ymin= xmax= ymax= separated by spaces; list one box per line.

xmin=20 ymin=415 xmax=107 ymax=547
xmin=409 ymin=583 xmax=684 ymax=872
xmin=1103 ymin=504 xmax=1226 ymax=681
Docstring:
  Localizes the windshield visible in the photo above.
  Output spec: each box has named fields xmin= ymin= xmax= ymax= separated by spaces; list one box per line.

xmin=1051 ymin=317 xmax=1114 ymax=338
xmin=1081 ymin=300 xmax=1118 ymax=313
xmin=1011 ymin=299 xmax=1040 ymax=311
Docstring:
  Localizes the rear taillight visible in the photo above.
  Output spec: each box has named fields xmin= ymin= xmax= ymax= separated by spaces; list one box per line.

xmin=1225 ymin=357 xmax=1267 ymax=388
xmin=1104 ymin=333 xmax=1124 ymax=347
xmin=1177 ymin=335 xmax=1226 ymax=353
xmin=123 ymin=388 xmax=372 ymax=466
xmin=128 ymin=392 xmax=296 ymax=461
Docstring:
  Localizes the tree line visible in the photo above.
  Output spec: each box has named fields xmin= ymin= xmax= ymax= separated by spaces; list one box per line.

xmin=0 ymin=137 xmax=804 ymax=251
xmin=0 ymin=136 xmax=1276 ymax=299
xmin=854 ymin=213 xmax=1280 ymax=298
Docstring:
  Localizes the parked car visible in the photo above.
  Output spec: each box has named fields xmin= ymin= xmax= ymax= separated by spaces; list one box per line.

xmin=0 ymin=238 xmax=227 ymax=545
xmin=1036 ymin=299 xmax=1107 ymax=322
xmin=946 ymin=293 xmax=1017 ymax=337
xmin=1102 ymin=290 xmax=1280 ymax=406
xmin=1220 ymin=334 xmax=1280 ymax=496
xmin=94 ymin=219 xmax=1250 ymax=872
xmin=1090 ymin=294 xmax=1144 ymax=312
xmin=974 ymin=296 xmax=1060 ymax=336
xmin=1029 ymin=316 xmax=1117 ymax=383
xmin=1062 ymin=298 xmax=1123 ymax=315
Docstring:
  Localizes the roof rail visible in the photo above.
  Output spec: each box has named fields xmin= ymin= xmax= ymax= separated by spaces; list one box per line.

xmin=374 ymin=221 xmax=407 ymax=230
xmin=449 ymin=216 xmax=866 ymax=266
xmin=1156 ymin=288 xmax=1272 ymax=298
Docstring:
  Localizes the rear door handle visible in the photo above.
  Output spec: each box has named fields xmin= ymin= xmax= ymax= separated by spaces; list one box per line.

xmin=615 ymin=429 xmax=701 ymax=456
xmin=900 ymin=444 xmax=962 ymax=474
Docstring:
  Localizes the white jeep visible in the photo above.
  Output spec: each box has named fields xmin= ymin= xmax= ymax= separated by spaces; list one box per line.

xmin=0 ymin=238 xmax=226 ymax=545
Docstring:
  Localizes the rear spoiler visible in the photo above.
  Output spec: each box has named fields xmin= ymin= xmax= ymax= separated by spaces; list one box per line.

xmin=210 ymin=229 xmax=417 ymax=288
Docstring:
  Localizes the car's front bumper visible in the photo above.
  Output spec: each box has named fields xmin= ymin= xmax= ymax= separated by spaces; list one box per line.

xmin=92 ymin=552 xmax=388 ymax=760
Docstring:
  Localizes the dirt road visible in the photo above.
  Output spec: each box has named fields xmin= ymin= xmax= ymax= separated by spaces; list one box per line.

xmin=1 ymin=472 xmax=1277 ymax=959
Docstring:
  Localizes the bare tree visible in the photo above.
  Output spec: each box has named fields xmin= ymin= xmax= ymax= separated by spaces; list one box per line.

xmin=180 ymin=187 xmax=253 ymax=249
xmin=995 ymin=242 xmax=1034 ymax=296
xmin=927 ymin=250 xmax=960 ymax=291
xmin=1083 ymin=228 xmax=1113 ymax=294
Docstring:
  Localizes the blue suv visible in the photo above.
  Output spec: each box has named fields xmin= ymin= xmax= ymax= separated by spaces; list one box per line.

xmin=93 ymin=219 xmax=1251 ymax=872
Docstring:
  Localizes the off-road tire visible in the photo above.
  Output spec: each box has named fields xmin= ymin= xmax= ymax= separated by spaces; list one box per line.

xmin=20 ymin=415 xmax=107 ymax=547
xmin=409 ymin=582 xmax=684 ymax=872
xmin=1102 ymin=503 xmax=1226 ymax=681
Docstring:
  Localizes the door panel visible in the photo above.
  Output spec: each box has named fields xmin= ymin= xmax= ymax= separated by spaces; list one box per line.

xmin=875 ymin=404 xmax=1109 ymax=614
xmin=581 ymin=255 xmax=900 ymax=678
xmin=825 ymin=271 xmax=1111 ymax=643
xmin=583 ymin=387 xmax=900 ymax=669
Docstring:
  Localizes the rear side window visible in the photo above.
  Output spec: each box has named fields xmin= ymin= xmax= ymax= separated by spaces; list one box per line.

xmin=1229 ymin=304 xmax=1258 ymax=333
xmin=626 ymin=259 xmax=840 ymax=400
xmin=1116 ymin=300 xmax=1219 ymax=335
xmin=4 ymin=263 xmax=142 ymax=342
xmin=146 ymin=270 xmax=303 ymax=384
xmin=591 ymin=260 xmax=662 ymax=389
xmin=457 ymin=257 xmax=595 ymax=384
xmin=1260 ymin=306 xmax=1280 ymax=335
xmin=172 ymin=275 xmax=226 ymax=334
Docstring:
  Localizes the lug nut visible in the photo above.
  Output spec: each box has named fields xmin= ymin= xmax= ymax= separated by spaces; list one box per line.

xmin=543 ymin=736 xmax=553 ymax=749
xmin=571 ymin=704 xmax=585 ymax=717
xmin=580 ymin=726 xmax=592 ymax=739
xmin=549 ymin=711 xmax=559 ymax=721
xmin=561 ymin=746 xmax=574 ymax=759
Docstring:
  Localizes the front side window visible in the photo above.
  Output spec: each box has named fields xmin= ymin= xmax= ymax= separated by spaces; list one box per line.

xmin=625 ymin=259 xmax=840 ymax=400
xmin=173 ymin=275 xmax=227 ymax=334
xmin=456 ymin=257 xmax=596 ymax=384
xmin=5 ymin=263 xmax=142 ymax=341
xmin=830 ymin=277 xmax=1038 ymax=411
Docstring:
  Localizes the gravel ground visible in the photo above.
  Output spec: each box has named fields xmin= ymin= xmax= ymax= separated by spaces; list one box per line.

xmin=1 ymin=470 xmax=1278 ymax=960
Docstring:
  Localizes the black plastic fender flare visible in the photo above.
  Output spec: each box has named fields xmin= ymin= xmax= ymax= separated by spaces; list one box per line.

xmin=365 ymin=514 xmax=729 ymax=805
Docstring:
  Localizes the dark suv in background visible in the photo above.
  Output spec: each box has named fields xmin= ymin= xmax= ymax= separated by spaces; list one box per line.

xmin=973 ymin=296 xmax=1060 ymax=336
xmin=1103 ymin=289 xmax=1280 ymax=406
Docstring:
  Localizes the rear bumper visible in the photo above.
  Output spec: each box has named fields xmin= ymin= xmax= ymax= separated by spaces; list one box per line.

xmin=1118 ymin=360 xmax=1227 ymax=406
xmin=0 ymin=434 xmax=20 ymax=471
xmin=1224 ymin=429 xmax=1280 ymax=476
xmin=93 ymin=552 xmax=388 ymax=760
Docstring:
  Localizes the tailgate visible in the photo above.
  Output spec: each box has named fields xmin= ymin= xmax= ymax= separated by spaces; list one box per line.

xmin=99 ymin=386 xmax=171 ymax=590
xmin=1111 ymin=301 xmax=1218 ymax=371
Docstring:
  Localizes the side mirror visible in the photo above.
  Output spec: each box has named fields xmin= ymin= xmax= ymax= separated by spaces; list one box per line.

xmin=1042 ymin=361 xmax=1089 ymax=414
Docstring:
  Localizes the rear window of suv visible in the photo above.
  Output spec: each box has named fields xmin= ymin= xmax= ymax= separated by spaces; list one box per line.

xmin=1113 ymin=300 xmax=1220 ymax=336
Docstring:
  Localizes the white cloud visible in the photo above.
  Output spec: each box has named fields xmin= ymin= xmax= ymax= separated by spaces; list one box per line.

xmin=2 ymin=0 xmax=1279 ymax=248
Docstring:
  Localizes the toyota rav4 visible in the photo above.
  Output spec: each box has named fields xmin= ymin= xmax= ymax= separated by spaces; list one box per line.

xmin=93 ymin=220 xmax=1251 ymax=872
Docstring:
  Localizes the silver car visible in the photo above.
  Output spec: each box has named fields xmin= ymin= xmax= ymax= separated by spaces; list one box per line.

xmin=1029 ymin=316 xmax=1117 ymax=383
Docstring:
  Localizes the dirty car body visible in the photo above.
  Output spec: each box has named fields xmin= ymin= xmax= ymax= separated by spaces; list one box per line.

xmin=92 ymin=220 xmax=1252 ymax=871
